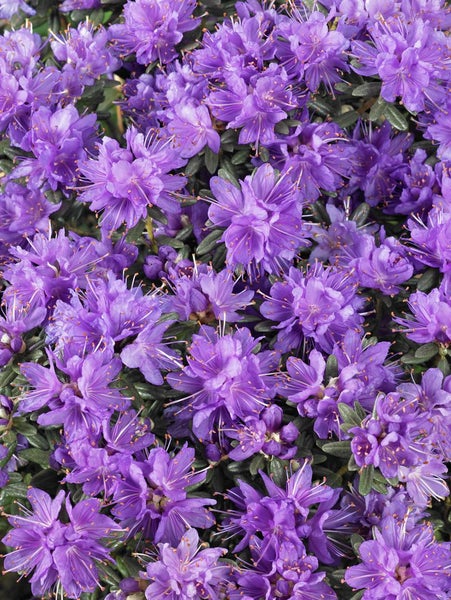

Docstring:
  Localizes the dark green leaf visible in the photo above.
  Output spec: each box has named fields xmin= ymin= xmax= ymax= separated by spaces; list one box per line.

xmin=369 ymin=97 xmax=387 ymax=121
xmin=310 ymin=201 xmax=331 ymax=224
xmin=253 ymin=320 xmax=275 ymax=333
xmin=147 ymin=206 xmax=168 ymax=224
xmin=0 ymin=482 xmax=29 ymax=502
xmin=185 ymin=154 xmax=203 ymax=177
xmin=350 ymin=533 xmax=365 ymax=555
xmin=13 ymin=419 xmax=38 ymax=437
xmin=350 ymin=202 xmax=370 ymax=227
xmin=335 ymin=109 xmax=358 ymax=129
xmin=30 ymin=469 xmax=60 ymax=493
xmin=308 ymin=98 xmax=332 ymax=117
xmin=335 ymin=82 xmax=353 ymax=93
xmin=218 ymin=162 xmax=240 ymax=188
xmin=19 ymin=448 xmax=50 ymax=469
xmin=204 ymin=147 xmax=219 ymax=174
xmin=321 ymin=440 xmax=352 ymax=458
xmin=401 ymin=353 xmax=427 ymax=365
xmin=352 ymin=82 xmax=382 ymax=96
xmin=196 ymin=229 xmax=223 ymax=255
xmin=416 ymin=268 xmax=438 ymax=292
xmin=384 ymin=104 xmax=409 ymax=131
xmin=437 ymin=357 xmax=450 ymax=377
xmin=231 ymin=149 xmax=250 ymax=165
xmin=349 ymin=591 xmax=365 ymax=600
xmin=325 ymin=354 xmax=338 ymax=379
xmin=269 ymin=457 xmax=287 ymax=487
xmin=414 ymin=343 xmax=438 ymax=360
xmin=358 ymin=465 xmax=374 ymax=495
xmin=338 ymin=403 xmax=362 ymax=427
xmin=155 ymin=235 xmax=185 ymax=249
xmin=249 ymin=454 xmax=265 ymax=476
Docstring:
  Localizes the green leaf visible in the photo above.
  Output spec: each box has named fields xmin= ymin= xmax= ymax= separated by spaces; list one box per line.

xmin=325 ymin=354 xmax=338 ymax=379
xmin=437 ymin=357 xmax=450 ymax=377
xmin=358 ymin=465 xmax=374 ymax=495
xmin=308 ymin=98 xmax=332 ymax=117
xmin=253 ymin=320 xmax=275 ymax=333
xmin=231 ymin=149 xmax=250 ymax=165
xmin=321 ymin=440 xmax=352 ymax=458
xmin=218 ymin=163 xmax=240 ymax=188
xmin=310 ymin=201 xmax=331 ymax=224
xmin=249 ymin=454 xmax=265 ymax=476
xmin=13 ymin=418 xmax=38 ymax=437
xmin=204 ymin=147 xmax=219 ymax=174
xmin=350 ymin=202 xmax=370 ymax=227
xmin=335 ymin=109 xmax=358 ymax=129
xmin=185 ymin=154 xmax=204 ymax=177
xmin=352 ymin=81 xmax=382 ymax=96
xmin=147 ymin=206 xmax=168 ymax=224
xmin=414 ymin=343 xmax=438 ymax=361
xmin=30 ymin=469 xmax=60 ymax=493
xmin=196 ymin=229 xmax=223 ymax=255
xmin=349 ymin=591 xmax=365 ymax=600
xmin=269 ymin=457 xmax=287 ymax=487
xmin=334 ymin=82 xmax=353 ymax=93
xmin=416 ymin=268 xmax=438 ymax=292
xmin=155 ymin=234 xmax=185 ymax=249
xmin=401 ymin=353 xmax=427 ymax=365
xmin=350 ymin=533 xmax=365 ymax=555
xmin=338 ymin=403 xmax=362 ymax=427
xmin=0 ymin=482 xmax=29 ymax=503
xmin=369 ymin=97 xmax=387 ymax=121
xmin=384 ymin=104 xmax=409 ymax=131
xmin=19 ymin=448 xmax=50 ymax=469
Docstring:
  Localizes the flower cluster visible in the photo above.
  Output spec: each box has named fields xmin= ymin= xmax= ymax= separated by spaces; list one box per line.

xmin=0 ymin=0 xmax=450 ymax=599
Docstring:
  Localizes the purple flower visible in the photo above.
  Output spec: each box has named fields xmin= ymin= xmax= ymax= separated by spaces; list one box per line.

xmin=391 ymin=149 xmax=436 ymax=215
xmin=0 ymin=295 xmax=46 ymax=366
xmin=141 ymin=528 xmax=229 ymax=600
xmin=167 ymin=103 xmax=220 ymax=158
xmin=275 ymin=9 xmax=349 ymax=92
xmin=351 ymin=16 xmax=449 ymax=112
xmin=236 ymin=539 xmax=337 ymax=600
xmin=209 ymin=163 xmax=308 ymax=274
xmin=112 ymin=444 xmax=215 ymax=543
xmin=166 ymin=326 xmax=277 ymax=443
xmin=3 ymin=230 xmax=107 ymax=312
xmin=0 ymin=183 xmax=59 ymax=247
xmin=354 ymin=234 xmax=413 ymax=295
xmin=60 ymin=0 xmax=100 ymax=10
xmin=78 ymin=127 xmax=187 ymax=233
xmin=110 ymin=0 xmax=200 ymax=65
xmin=262 ymin=121 xmax=351 ymax=203
xmin=224 ymin=460 xmax=337 ymax=558
xmin=407 ymin=207 xmax=451 ymax=273
xmin=192 ymin=7 xmax=278 ymax=81
xmin=394 ymin=286 xmax=451 ymax=344
xmin=345 ymin=516 xmax=451 ymax=599
xmin=227 ymin=405 xmax=299 ymax=461
xmin=50 ymin=22 xmax=120 ymax=92
xmin=348 ymin=121 xmax=411 ymax=207
xmin=121 ymin=321 xmax=182 ymax=385
xmin=166 ymin=265 xmax=254 ymax=323
xmin=0 ymin=0 xmax=35 ymax=18
xmin=19 ymin=350 xmax=130 ymax=442
xmin=10 ymin=105 xmax=98 ymax=193
xmin=260 ymin=262 xmax=363 ymax=353
xmin=207 ymin=65 xmax=296 ymax=148
xmin=2 ymin=488 xmax=120 ymax=599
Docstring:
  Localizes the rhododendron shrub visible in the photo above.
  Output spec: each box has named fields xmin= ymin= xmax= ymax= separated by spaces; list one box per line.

xmin=0 ymin=1 xmax=449 ymax=599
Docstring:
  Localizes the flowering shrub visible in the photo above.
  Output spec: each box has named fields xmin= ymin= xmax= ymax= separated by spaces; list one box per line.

xmin=0 ymin=1 xmax=450 ymax=599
